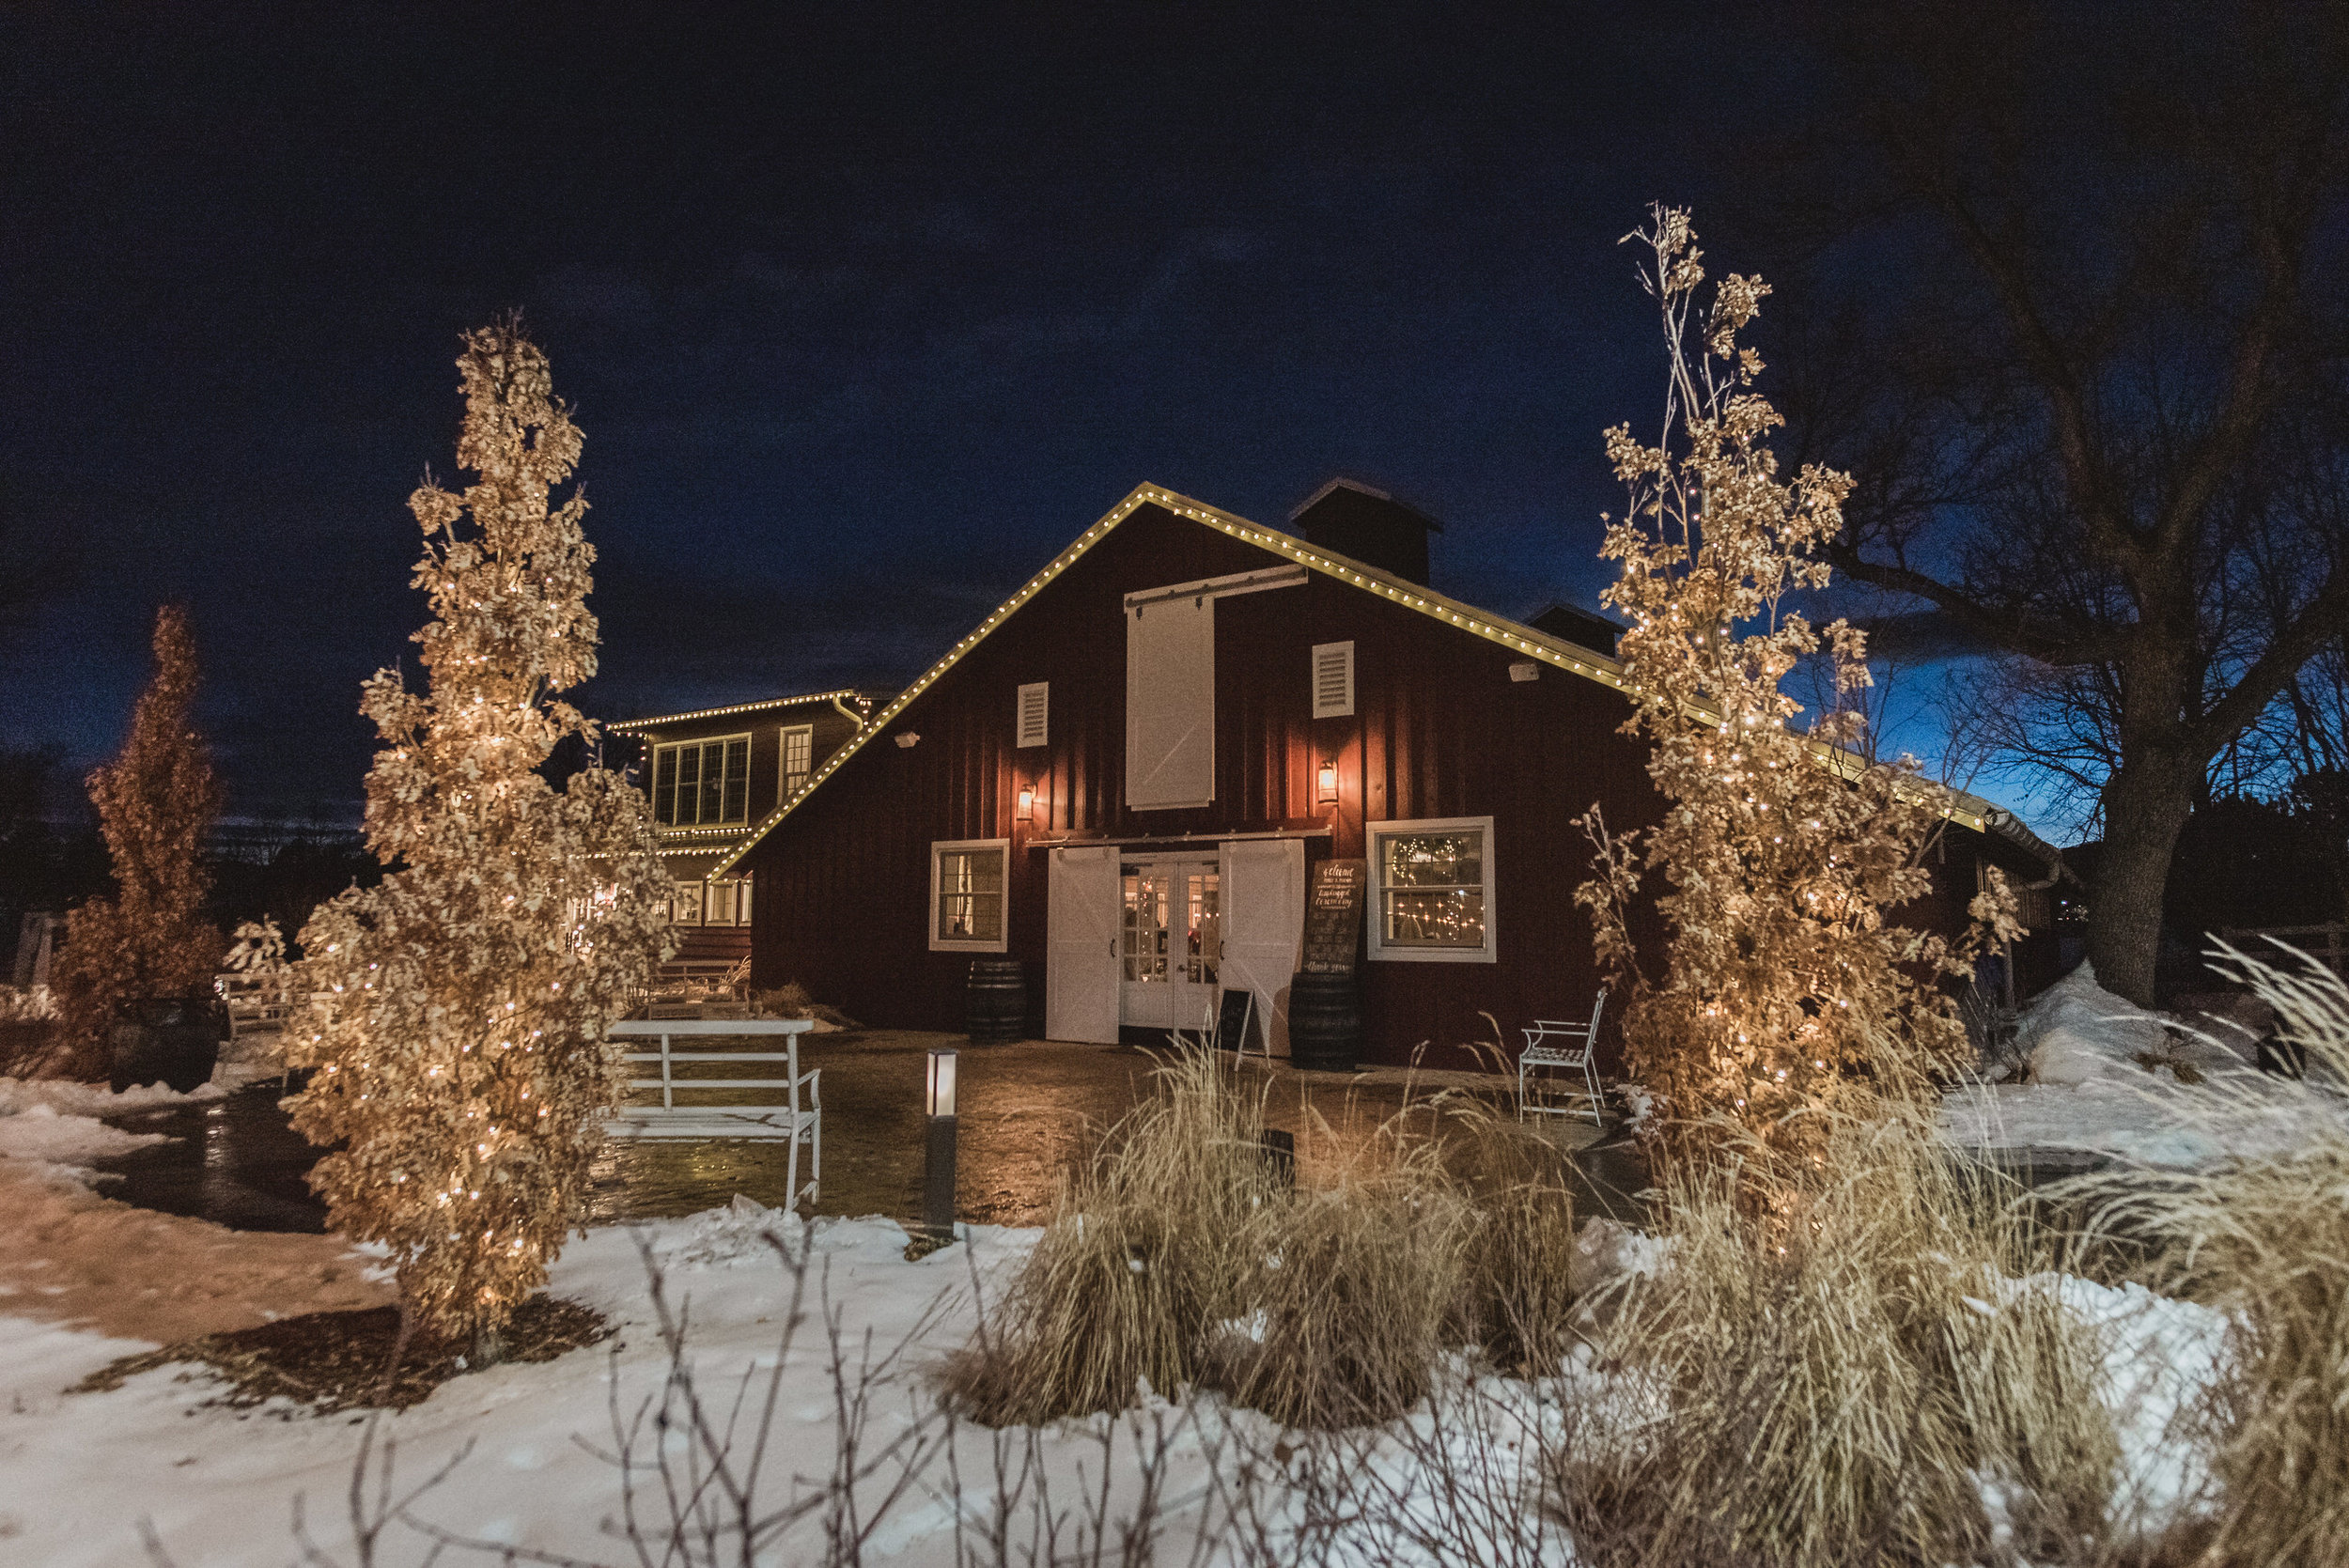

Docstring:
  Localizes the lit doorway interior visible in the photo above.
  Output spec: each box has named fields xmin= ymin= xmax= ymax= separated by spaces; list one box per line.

xmin=1119 ymin=858 xmax=1220 ymax=1034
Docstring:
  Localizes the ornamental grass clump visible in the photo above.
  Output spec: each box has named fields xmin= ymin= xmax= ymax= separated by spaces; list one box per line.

xmin=1578 ymin=208 xmax=2017 ymax=1185
xmin=951 ymin=1057 xmax=1558 ymax=1431
xmin=945 ymin=1048 xmax=1283 ymax=1425
xmin=280 ymin=321 xmax=670 ymax=1361
xmin=1213 ymin=1132 xmax=1470 ymax=1429
xmin=1559 ymin=1103 xmax=2119 ymax=1568
xmin=2065 ymin=946 xmax=2349 ymax=1567
xmin=1443 ymin=1103 xmax=1584 ymax=1378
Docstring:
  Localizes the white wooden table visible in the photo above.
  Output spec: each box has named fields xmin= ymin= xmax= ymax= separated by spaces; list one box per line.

xmin=605 ymin=1018 xmax=820 ymax=1208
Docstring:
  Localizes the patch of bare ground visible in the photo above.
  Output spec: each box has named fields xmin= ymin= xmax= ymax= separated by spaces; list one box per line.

xmin=72 ymin=1295 xmax=611 ymax=1412
xmin=0 ymin=1160 xmax=391 ymax=1344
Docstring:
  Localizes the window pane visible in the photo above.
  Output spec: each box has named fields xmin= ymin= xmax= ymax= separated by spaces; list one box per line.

xmin=652 ymin=746 xmax=677 ymax=825
xmin=672 ymin=880 xmax=705 ymax=925
xmin=1377 ymin=829 xmax=1486 ymax=948
xmin=937 ymin=848 xmax=1004 ymax=942
xmin=708 ymin=880 xmax=738 ymax=924
xmin=722 ymin=738 xmax=750 ymax=822
xmin=675 ymin=746 xmax=703 ymax=825
xmin=1383 ymin=889 xmax=1485 ymax=947
xmin=698 ymin=741 xmax=725 ymax=824
xmin=1381 ymin=831 xmax=1483 ymax=890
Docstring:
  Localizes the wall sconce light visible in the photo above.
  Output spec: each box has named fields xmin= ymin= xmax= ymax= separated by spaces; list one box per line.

xmin=894 ymin=732 xmax=921 ymax=749
xmin=1317 ymin=759 xmax=1339 ymax=806
xmin=1017 ymin=784 xmax=1037 ymax=821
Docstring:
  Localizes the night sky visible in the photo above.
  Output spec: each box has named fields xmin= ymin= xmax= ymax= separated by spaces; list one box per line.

xmin=3 ymin=3 xmax=1800 ymax=824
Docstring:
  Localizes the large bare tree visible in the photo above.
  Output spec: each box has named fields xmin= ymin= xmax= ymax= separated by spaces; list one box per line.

xmin=1764 ymin=2 xmax=2349 ymax=1004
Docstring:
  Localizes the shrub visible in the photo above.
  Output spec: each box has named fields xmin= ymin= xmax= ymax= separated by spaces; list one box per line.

xmin=1577 ymin=208 xmax=2017 ymax=1184
xmin=1214 ymin=1138 xmax=1470 ymax=1428
xmin=46 ymin=605 xmax=224 ymax=1079
xmin=1559 ymin=1106 xmax=2118 ymax=1567
xmin=2067 ymin=946 xmax=2349 ymax=1567
xmin=282 ymin=322 xmax=670 ymax=1359
xmin=944 ymin=1048 xmax=1282 ymax=1424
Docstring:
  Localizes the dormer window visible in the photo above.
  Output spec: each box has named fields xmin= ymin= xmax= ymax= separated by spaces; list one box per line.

xmin=651 ymin=734 xmax=752 ymax=827
xmin=781 ymin=723 xmax=814 ymax=800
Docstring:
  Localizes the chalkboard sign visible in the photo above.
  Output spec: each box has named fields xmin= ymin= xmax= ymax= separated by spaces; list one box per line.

xmin=1301 ymin=858 xmax=1367 ymax=974
xmin=1215 ymin=986 xmax=1257 ymax=1054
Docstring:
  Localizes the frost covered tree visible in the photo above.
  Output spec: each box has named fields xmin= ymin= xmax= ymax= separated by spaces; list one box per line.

xmin=1578 ymin=210 xmax=2017 ymax=1183
xmin=48 ymin=605 xmax=224 ymax=1079
xmin=285 ymin=320 xmax=670 ymax=1358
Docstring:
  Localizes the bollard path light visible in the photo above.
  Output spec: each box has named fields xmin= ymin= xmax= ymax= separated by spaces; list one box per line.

xmin=924 ymin=1048 xmax=958 ymax=1243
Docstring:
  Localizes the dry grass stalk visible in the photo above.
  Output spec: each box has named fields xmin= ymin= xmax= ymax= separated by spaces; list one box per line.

xmin=1215 ymin=1133 xmax=1470 ymax=1428
xmin=943 ymin=1048 xmax=1283 ymax=1424
xmin=2063 ymin=945 xmax=2349 ymax=1568
xmin=1561 ymin=1106 xmax=2119 ymax=1568
xmin=950 ymin=1055 xmax=1591 ymax=1432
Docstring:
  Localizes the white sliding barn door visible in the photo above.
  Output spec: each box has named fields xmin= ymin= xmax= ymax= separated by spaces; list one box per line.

xmin=1218 ymin=838 xmax=1306 ymax=1057
xmin=1125 ymin=595 xmax=1216 ymax=809
xmin=1046 ymin=846 xmax=1121 ymax=1044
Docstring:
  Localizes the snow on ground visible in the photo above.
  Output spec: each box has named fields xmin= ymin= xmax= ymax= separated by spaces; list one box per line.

xmin=1941 ymin=964 xmax=2349 ymax=1168
xmin=0 ymin=1182 xmax=2235 ymax=1568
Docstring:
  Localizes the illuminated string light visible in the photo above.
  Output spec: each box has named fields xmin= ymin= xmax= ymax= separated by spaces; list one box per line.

xmin=707 ymin=482 xmax=1994 ymax=876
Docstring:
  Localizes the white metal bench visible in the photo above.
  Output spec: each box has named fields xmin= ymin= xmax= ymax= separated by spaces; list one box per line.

xmin=605 ymin=1019 xmax=820 ymax=1207
xmin=1517 ymin=988 xmax=1606 ymax=1126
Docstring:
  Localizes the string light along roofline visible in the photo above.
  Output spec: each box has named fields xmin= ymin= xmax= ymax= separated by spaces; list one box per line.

xmin=607 ymin=688 xmax=866 ymax=734
xmin=706 ymin=482 xmax=1999 ymax=878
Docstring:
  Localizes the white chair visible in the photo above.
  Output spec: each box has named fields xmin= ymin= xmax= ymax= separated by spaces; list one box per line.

xmin=1517 ymin=988 xmax=1607 ymax=1125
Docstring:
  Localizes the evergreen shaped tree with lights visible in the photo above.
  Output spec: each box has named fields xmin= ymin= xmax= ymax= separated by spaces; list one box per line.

xmin=285 ymin=319 xmax=670 ymax=1358
xmin=48 ymin=604 xmax=226 ymax=1079
xmin=1578 ymin=210 xmax=2018 ymax=1187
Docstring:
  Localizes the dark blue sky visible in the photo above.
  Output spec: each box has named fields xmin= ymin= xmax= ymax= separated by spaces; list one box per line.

xmin=3 ymin=2 xmax=1794 ymax=822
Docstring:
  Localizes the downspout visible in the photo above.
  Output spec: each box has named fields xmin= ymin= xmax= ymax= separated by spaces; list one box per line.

xmin=831 ymin=691 xmax=871 ymax=732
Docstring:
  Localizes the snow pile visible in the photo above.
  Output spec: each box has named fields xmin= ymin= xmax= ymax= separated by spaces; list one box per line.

xmin=1567 ymin=1215 xmax=1673 ymax=1296
xmin=0 ymin=1077 xmax=209 ymax=1176
xmin=1941 ymin=964 xmax=2347 ymax=1168
xmin=652 ymin=1191 xmax=806 ymax=1269
xmin=2021 ymin=964 xmax=2174 ymax=1086
xmin=0 ymin=1075 xmax=222 ymax=1119
xmin=0 ymin=1102 xmax=171 ymax=1167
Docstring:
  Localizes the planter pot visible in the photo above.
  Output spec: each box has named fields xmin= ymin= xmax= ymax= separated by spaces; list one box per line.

xmin=1286 ymin=970 xmax=1361 ymax=1072
xmin=966 ymin=957 xmax=1028 ymax=1045
xmin=110 ymin=996 xmax=223 ymax=1093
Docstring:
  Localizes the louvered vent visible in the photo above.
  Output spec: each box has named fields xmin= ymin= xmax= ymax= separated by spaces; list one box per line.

xmin=1311 ymin=642 xmax=1355 ymax=719
xmin=1016 ymin=681 xmax=1050 ymax=748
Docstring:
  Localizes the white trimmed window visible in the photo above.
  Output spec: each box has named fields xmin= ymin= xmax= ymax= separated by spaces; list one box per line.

xmin=651 ymin=733 xmax=752 ymax=826
xmin=1017 ymin=681 xmax=1050 ymax=748
xmin=780 ymin=724 xmax=814 ymax=800
xmin=930 ymin=838 xmax=1010 ymax=952
xmin=1367 ymin=815 xmax=1497 ymax=963
xmin=670 ymin=879 xmax=707 ymax=925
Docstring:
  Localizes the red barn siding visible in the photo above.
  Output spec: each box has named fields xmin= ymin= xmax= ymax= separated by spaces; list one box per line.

xmin=743 ymin=497 xmax=2039 ymax=1072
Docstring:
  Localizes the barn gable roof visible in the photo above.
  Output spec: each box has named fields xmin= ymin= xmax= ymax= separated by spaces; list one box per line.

xmin=709 ymin=481 xmax=2030 ymax=877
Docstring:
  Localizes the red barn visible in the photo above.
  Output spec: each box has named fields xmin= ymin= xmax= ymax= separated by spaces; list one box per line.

xmin=719 ymin=481 xmax=2061 ymax=1072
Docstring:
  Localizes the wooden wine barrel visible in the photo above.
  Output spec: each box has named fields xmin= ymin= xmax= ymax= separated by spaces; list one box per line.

xmin=1285 ymin=970 xmax=1361 ymax=1072
xmin=110 ymin=995 xmax=224 ymax=1094
xmin=966 ymin=956 xmax=1029 ymax=1045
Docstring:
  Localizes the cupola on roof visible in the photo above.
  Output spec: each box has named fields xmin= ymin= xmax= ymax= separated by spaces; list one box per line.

xmin=1288 ymin=477 xmax=1442 ymax=585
